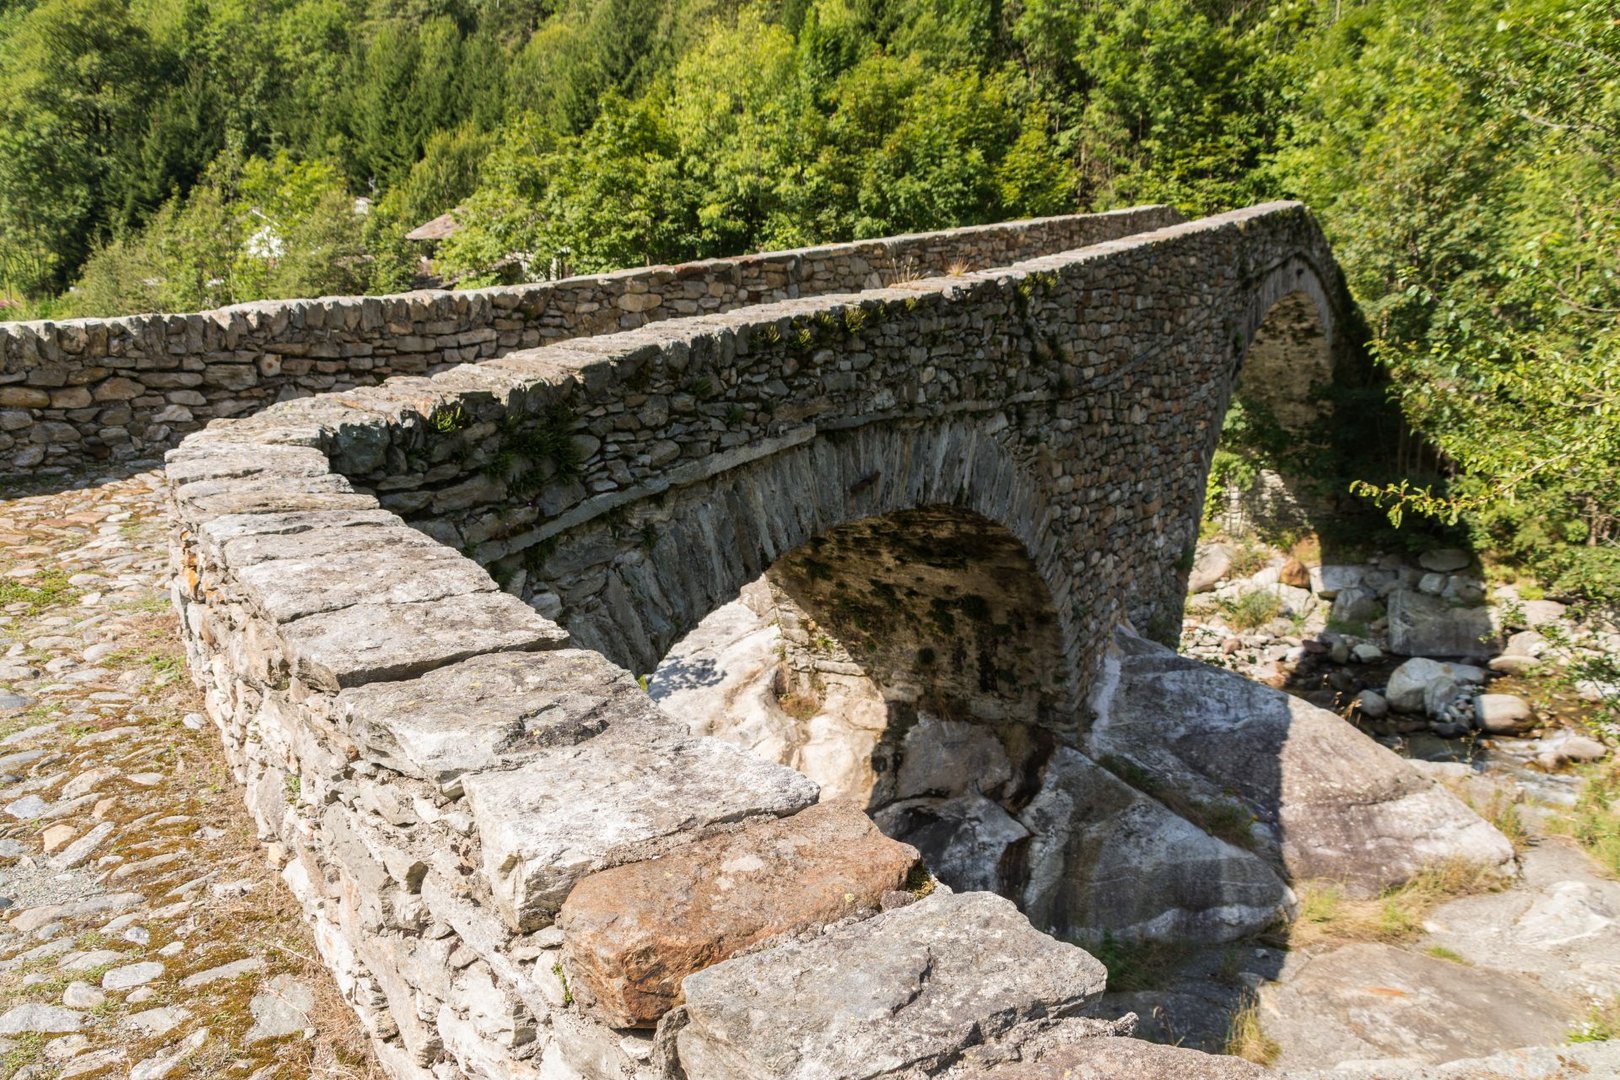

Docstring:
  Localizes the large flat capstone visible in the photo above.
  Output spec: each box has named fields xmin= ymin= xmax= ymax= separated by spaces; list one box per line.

xmin=336 ymin=649 xmax=661 ymax=793
xmin=235 ymin=541 xmax=499 ymax=622
xmin=280 ymin=590 xmax=569 ymax=690
xmin=558 ymin=800 xmax=920 ymax=1028
xmin=461 ymin=729 xmax=819 ymax=932
xmin=672 ymin=890 xmax=1106 ymax=1079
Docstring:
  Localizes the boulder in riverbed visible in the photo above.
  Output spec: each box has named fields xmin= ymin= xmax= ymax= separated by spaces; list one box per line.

xmin=1089 ymin=629 xmax=1517 ymax=896
xmin=1384 ymin=657 xmax=1486 ymax=714
xmin=1387 ymin=588 xmax=1502 ymax=658
xmin=1018 ymin=747 xmax=1294 ymax=944
xmin=1477 ymin=693 xmax=1535 ymax=734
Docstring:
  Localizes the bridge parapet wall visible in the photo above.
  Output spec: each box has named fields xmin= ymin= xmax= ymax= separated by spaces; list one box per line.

xmin=163 ymin=202 xmax=1343 ymax=1080
xmin=0 ymin=206 xmax=1178 ymax=477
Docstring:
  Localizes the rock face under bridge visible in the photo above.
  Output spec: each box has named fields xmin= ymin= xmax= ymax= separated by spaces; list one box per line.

xmin=156 ymin=203 xmax=1514 ymax=1078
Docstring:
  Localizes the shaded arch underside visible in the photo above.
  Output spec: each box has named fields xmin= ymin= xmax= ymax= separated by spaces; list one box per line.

xmin=1237 ymin=289 xmax=1335 ymax=435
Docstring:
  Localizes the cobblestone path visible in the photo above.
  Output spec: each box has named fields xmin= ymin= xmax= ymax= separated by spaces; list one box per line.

xmin=0 ymin=466 xmax=376 ymax=1079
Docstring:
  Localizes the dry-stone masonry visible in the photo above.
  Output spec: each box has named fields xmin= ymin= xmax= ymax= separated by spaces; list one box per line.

xmin=0 ymin=208 xmax=1175 ymax=475
xmin=156 ymin=203 xmax=1514 ymax=1079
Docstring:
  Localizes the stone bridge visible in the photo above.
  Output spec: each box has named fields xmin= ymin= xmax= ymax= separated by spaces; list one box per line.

xmin=150 ymin=203 xmax=1515 ymax=1078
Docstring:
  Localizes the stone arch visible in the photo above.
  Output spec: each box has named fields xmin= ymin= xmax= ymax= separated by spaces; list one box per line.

xmin=522 ymin=417 xmax=1084 ymax=723
xmin=1204 ymin=254 xmax=1350 ymax=537
xmin=1234 ymin=255 xmax=1341 ymax=436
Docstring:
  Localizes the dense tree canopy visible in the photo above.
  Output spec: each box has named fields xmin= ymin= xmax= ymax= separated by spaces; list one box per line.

xmin=0 ymin=0 xmax=1615 ymax=604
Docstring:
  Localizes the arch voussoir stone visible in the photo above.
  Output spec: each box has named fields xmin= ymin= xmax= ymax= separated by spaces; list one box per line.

xmin=157 ymin=202 xmax=1412 ymax=1079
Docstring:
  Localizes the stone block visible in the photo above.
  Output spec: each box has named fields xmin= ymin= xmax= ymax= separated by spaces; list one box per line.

xmin=673 ymin=890 xmax=1105 ymax=1078
xmin=461 ymin=729 xmax=818 ymax=932
xmin=164 ymin=442 xmax=335 ymax=487
xmin=280 ymin=589 xmax=568 ymax=691
xmin=0 ymin=387 xmax=49 ymax=408
xmin=558 ymin=801 xmax=919 ymax=1027
xmin=234 ymin=540 xmax=498 ymax=622
xmin=336 ymin=649 xmax=661 ymax=792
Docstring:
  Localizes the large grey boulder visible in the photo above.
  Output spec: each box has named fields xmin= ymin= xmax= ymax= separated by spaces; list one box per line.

xmin=1384 ymin=658 xmax=1486 ymax=714
xmin=1089 ymin=630 xmax=1516 ymax=896
xmin=1328 ymin=586 xmax=1382 ymax=624
xmin=1419 ymin=548 xmax=1471 ymax=572
xmin=1018 ymin=748 xmax=1293 ymax=944
xmin=1310 ymin=565 xmax=1365 ymax=599
xmin=1387 ymin=588 xmax=1501 ymax=658
xmin=671 ymin=890 xmax=1105 ymax=1079
xmin=1187 ymin=543 xmax=1234 ymax=594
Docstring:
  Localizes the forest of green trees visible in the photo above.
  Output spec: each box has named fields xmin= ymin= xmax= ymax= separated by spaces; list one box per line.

xmin=0 ymin=0 xmax=1615 ymax=606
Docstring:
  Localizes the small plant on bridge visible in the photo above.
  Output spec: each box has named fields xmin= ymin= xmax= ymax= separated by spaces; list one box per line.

xmin=484 ymin=405 xmax=582 ymax=497
xmin=427 ymin=403 xmax=469 ymax=434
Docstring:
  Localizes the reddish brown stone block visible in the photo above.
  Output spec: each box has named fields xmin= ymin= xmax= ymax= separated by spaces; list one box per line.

xmin=557 ymin=800 xmax=920 ymax=1028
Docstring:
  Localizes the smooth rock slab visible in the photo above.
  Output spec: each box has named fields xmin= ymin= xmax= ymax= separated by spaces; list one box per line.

xmin=1282 ymin=1040 xmax=1620 ymax=1080
xmin=559 ymin=800 xmax=920 ymax=1027
xmin=958 ymin=1034 xmax=1266 ymax=1078
xmin=1258 ymin=942 xmax=1573 ymax=1069
xmin=673 ymin=890 xmax=1106 ymax=1079
xmin=1091 ymin=630 xmax=1514 ymax=896
xmin=463 ymin=727 xmax=819 ymax=931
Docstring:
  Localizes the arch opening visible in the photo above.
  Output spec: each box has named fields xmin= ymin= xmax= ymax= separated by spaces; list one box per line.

xmin=649 ymin=503 xmax=1070 ymax=902
xmin=1211 ymin=284 xmax=1340 ymax=541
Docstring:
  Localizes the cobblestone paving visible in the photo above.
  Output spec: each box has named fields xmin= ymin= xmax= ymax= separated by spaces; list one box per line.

xmin=0 ymin=466 xmax=377 ymax=1079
